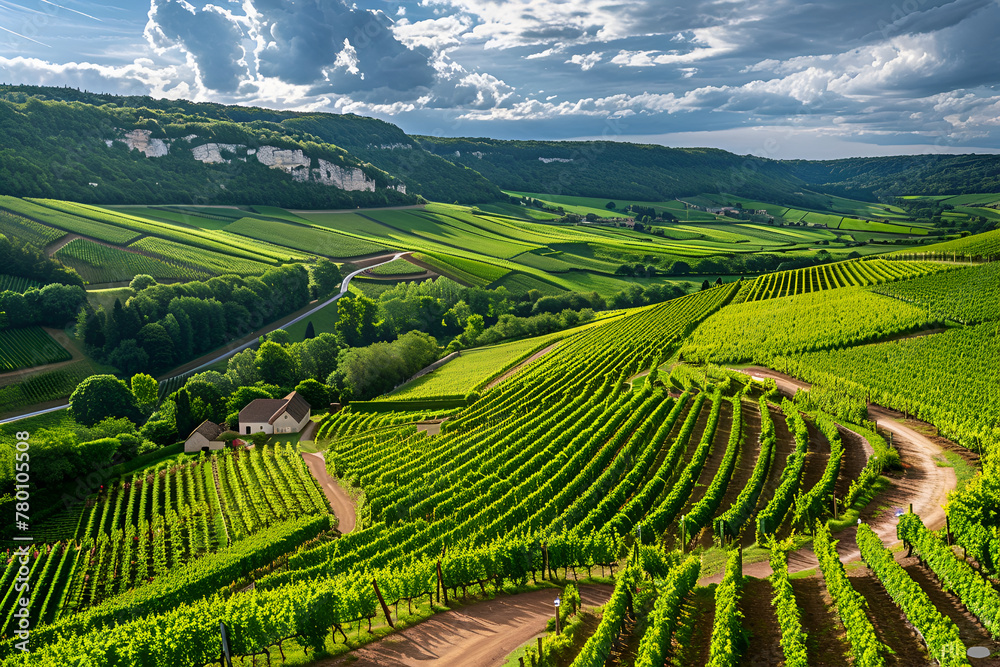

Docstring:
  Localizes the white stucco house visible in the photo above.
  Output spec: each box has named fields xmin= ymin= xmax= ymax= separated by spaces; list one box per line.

xmin=238 ymin=391 xmax=311 ymax=436
xmin=184 ymin=420 xmax=225 ymax=453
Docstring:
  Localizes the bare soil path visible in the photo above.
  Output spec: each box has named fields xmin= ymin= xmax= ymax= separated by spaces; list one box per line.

xmin=302 ymin=451 xmax=357 ymax=534
xmin=316 ymin=585 xmax=613 ymax=667
xmin=790 ymin=574 xmax=851 ymax=667
xmin=692 ymin=396 xmax=761 ymax=549
xmin=741 ymin=577 xmax=784 ymax=666
xmin=697 ymin=366 xmax=958 ymax=584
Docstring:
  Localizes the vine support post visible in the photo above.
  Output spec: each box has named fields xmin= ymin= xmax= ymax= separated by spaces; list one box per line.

xmin=437 ymin=560 xmax=447 ymax=605
xmin=372 ymin=578 xmax=394 ymax=629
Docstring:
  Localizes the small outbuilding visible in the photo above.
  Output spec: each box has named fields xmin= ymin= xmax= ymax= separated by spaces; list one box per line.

xmin=184 ymin=420 xmax=225 ymax=453
xmin=238 ymin=391 xmax=311 ymax=436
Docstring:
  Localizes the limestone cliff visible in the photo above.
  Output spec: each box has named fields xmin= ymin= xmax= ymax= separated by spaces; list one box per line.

xmin=110 ymin=129 xmax=402 ymax=193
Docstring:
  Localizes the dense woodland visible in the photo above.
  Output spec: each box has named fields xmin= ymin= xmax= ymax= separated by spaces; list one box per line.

xmin=0 ymin=85 xmax=500 ymax=205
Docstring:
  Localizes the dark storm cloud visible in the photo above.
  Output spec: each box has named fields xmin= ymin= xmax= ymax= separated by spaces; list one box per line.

xmin=252 ymin=0 xmax=436 ymax=97
xmin=147 ymin=0 xmax=246 ymax=92
xmin=145 ymin=0 xmax=437 ymax=102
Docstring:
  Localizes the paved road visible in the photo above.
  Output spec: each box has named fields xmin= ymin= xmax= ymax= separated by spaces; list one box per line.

xmin=0 ymin=253 xmax=409 ymax=426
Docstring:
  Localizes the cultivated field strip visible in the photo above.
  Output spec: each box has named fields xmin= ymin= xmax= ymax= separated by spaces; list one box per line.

xmin=0 ymin=445 xmax=326 ymax=636
xmin=734 ymin=258 xmax=946 ymax=303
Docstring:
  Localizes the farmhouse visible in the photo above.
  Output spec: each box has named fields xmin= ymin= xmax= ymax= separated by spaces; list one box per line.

xmin=239 ymin=391 xmax=311 ymax=436
xmin=184 ymin=420 xmax=225 ymax=453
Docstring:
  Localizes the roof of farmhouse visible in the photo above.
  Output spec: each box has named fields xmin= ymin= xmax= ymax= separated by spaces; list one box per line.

xmin=239 ymin=391 xmax=310 ymax=425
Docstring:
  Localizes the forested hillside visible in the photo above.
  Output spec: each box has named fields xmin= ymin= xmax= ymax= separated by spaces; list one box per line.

xmin=786 ymin=153 xmax=1000 ymax=199
xmin=0 ymin=86 xmax=499 ymax=206
xmin=415 ymin=136 xmax=821 ymax=206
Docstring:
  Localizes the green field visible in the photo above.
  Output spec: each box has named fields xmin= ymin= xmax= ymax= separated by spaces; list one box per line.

xmin=129 ymin=236 xmax=275 ymax=276
xmin=387 ymin=337 xmax=552 ymax=399
xmin=368 ymin=258 xmax=424 ymax=275
xmin=838 ymin=218 xmax=928 ymax=235
xmin=224 ymin=217 xmax=388 ymax=258
xmin=0 ymin=209 xmax=67 ymax=247
xmin=0 ymin=326 xmax=72 ymax=371
xmin=55 ymin=238 xmax=209 ymax=284
xmin=0 ymin=197 xmax=140 ymax=245
xmin=34 ymin=199 xmax=308 ymax=264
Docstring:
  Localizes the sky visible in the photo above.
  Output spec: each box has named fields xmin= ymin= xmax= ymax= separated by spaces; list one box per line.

xmin=0 ymin=0 xmax=998 ymax=159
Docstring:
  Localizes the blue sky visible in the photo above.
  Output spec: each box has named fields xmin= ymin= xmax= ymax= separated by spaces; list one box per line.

xmin=0 ymin=0 xmax=998 ymax=158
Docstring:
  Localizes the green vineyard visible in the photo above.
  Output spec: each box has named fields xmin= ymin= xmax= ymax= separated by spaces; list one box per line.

xmin=0 ymin=210 xmax=66 ymax=248
xmin=0 ymin=197 xmax=140 ymax=245
xmin=224 ymin=217 xmax=388 ymax=258
xmin=4 ymin=254 xmax=1000 ymax=666
xmin=0 ymin=327 xmax=71 ymax=372
xmin=734 ymin=258 xmax=945 ymax=302
xmin=0 ymin=444 xmax=328 ymax=636
xmin=54 ymin=238 xmax=210 ymax=284
xmin=0 ymin=275 xmax=42 ymax=294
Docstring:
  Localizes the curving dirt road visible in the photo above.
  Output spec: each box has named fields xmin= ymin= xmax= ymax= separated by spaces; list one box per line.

xmin=316 ymin=585 xmax=613 ymax=667
xmin=302 ymin=451 xmax=357 ymax=534
xmin=698 ymin=366 xmax=957 ymax=583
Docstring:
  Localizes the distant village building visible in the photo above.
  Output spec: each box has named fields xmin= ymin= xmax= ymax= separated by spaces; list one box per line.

xmin=239 ymin=391 xmax=311 ymax=436
xmin=184 ymin=420 xmax=225 ymax=453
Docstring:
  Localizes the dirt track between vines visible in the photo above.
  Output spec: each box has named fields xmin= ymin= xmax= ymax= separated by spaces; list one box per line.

xmin=317 ymin=585 xmax=613 ymax=667
xmin=302 ymin=451 xmax=357 ymax=534
xmin=698 ymin=366 xmax=957 ymax=583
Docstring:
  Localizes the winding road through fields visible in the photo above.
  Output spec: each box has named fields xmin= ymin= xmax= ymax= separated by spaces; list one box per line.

xmin=0 ymin=252 xmax=411 ymax=425
xmin=698 ymin=365 xmax=956 ymax=583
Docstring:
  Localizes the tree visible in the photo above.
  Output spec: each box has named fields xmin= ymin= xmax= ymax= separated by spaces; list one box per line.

xmin=606 ymin=202 xmax=616 ymax=210
xmin=137 ymin=323 xmax=175 ymax=372
xmin=310 ymin=259 xmax=343 ymax=298
xmin=615 ymin=264 xmax=635 ymax=276
xmin=108 ymin=339 xmax=150 ymax=376
xmin=463 ymin=314 xmax=485 ymax=345
xmin=304 ymin=320 xmax=316 ymax=339
xmin=130 ymin=274 xmax=157 ymax=291
xmin=131 ymin=373 xmax=158 ymax=413
xmin=264 ymin=329 xmax=291 ymax=345
xmin=69 ymin=374 xmax=140 ymax=427
xmin=700 ymin=280 xmax=711 ymax=291
xmin=255 ymin=341 xmax=298 ymax=387
xmin=226 ymin=348 xmax=258 ymax=387
xmin=226 ymin=386 xmax=278 ymax=419
xmin=669 ymin=261 xmax=691 ymax=276
xmin=174 ymin=388 xmax=196 ymax=438
xmin=336 ymin=296 xmax=380 ymax=346
xmin=294 ymin=379 xmax=329 ymax=410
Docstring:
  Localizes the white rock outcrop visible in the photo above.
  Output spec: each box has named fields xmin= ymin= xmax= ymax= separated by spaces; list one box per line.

xmin=539 ymin=157 xmax=573 ymax=164
xmin=390 ymin=183 xmax=407 ymax=194
xmin=255 ymin=146 xmax=312 ymax=172
xmin=121 ymin=129 xmax=169 ymax=158
xmin=192 ymin=143 xmax=246 ymax=164
xmin=312 ymin=158 xmax=377 ymax=192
